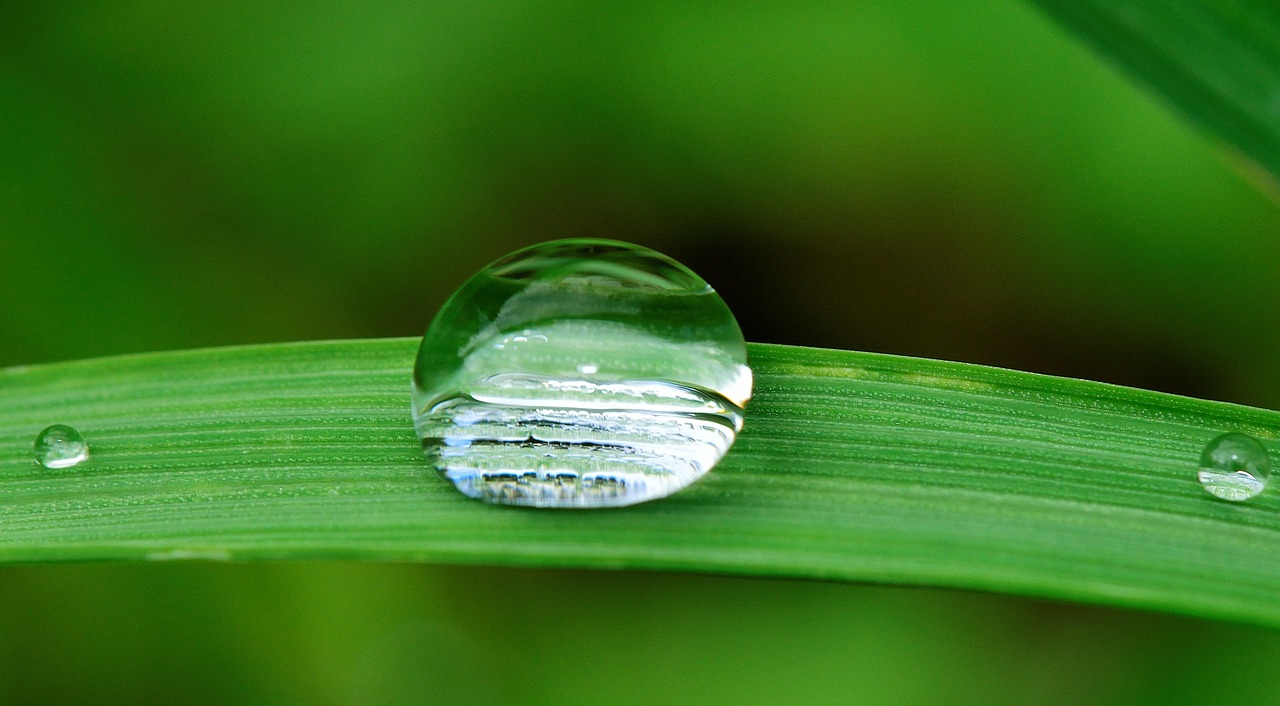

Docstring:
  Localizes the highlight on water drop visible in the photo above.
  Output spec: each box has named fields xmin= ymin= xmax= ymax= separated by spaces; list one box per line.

xmin=411 ymin=238 xmax=752 ymax=508
xmin=1197 ymin=432 xmax=1270 ymax=502
xmin=33 ymin=424 xmax=89 ymax=469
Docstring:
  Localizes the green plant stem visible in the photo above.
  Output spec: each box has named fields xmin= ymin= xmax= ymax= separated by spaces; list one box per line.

xmin=3 ymin=339 xmax=1280 ymax=627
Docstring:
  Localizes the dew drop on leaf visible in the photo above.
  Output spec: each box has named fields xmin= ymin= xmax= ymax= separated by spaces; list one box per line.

xmin=33 ymin=424 xmax=89 ymax=470
xmin=411 ymin=239 xmax=752 ymax=508
xmin=1198 ymin=432 xmax=1270 ymax=502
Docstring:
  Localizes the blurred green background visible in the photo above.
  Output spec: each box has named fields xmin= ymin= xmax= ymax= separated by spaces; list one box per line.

xmin=3 ymin=1 xmax=1280 ymax=704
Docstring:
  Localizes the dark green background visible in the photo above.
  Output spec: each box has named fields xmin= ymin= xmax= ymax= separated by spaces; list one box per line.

xmin=3 ymin=2 xmax=1279 ymax=704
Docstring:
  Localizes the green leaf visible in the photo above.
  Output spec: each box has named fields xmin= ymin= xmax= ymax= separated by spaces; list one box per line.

xmin=1026 ymin=0 xmax=1280 ymax=179
xmin=3 ymin=339 xmax=1280 ymax=627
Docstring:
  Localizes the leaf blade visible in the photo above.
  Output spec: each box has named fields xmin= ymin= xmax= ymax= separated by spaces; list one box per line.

xmin=1027 ymin=0 xmax=1280 ymax=179
xmin=3 ymin=339 xmax=1280 ymax=627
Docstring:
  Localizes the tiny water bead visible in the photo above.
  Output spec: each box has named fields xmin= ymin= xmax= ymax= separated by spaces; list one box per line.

xmin=1198 ymin=432 xmax=1270 ymax=502
xmin=411 ymin=239 xmax=752 ymax=508
xmin=33 ymin=424 xmax=89 ymax=469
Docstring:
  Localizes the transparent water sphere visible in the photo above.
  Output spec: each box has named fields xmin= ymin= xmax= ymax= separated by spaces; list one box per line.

xmin=411 ymin=239 xmax=752 ymax=508
xmin=33 ymin=424 xmax=89 ymax=469
xmin=1197 ymin=432 xmax=1270 ymax=502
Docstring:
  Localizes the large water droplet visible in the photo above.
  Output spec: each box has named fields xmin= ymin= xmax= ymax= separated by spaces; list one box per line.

xmin=33 ymin=424 xmax=89 ymax=469
xmin=412 ymin=239 xmax=752 ymax=508
xmin=1198 ymin=432 xmax=1270 ymax=502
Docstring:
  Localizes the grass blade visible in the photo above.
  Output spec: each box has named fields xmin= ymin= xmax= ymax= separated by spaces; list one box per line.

xmin=3 ymin=339 xmax=1280 ymax=627
xmin=1027 ymin=0 xmax=1280 ymax=179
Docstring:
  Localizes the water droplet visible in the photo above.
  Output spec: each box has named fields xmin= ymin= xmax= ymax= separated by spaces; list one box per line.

xmin=412 ymin=239 xmax=752 ymax=508
xmin=1198 ymin=432 xmax=1270 ymax=502
xmin=33 ymin=424 xmax=89 ymax=469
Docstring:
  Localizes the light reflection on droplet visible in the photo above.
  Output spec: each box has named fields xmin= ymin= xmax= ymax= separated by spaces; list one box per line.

xmin=411 ymin=239 xmax=752 ymax=508
xmin=1198 ymin=432 xmax=1270 ymax=502
xmin=33 ymin=424 xmax=89 ymax=470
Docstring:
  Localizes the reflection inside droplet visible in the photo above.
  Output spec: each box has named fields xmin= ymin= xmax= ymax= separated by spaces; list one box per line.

xmin=33 ymin=424 xmax=89 ymax=469
xmin=1198 ymin=432 xmax=1270 ymax=502
xmin=411 ymin=239 xmax=752 ymax=508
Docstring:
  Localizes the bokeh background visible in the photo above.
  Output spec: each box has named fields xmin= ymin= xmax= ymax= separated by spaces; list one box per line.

xmin=3 ymin=2 xmax=1280 ymax=704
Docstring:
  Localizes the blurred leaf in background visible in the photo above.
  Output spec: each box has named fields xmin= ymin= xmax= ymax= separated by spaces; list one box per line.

xmin=1027 ymin=0 xmax=1280 ymax=183
xmin=2 ymin=1 xmax=1280 ymax=704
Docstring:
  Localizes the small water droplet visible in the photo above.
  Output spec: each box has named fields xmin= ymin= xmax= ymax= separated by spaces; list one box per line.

xmin=33 ymin=424 xmax=89 ymax=469
xmin=1198 ymin=432 xmax=1270 ymax=502
xmin=412 ymin=239 xmax=752 ymax=508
